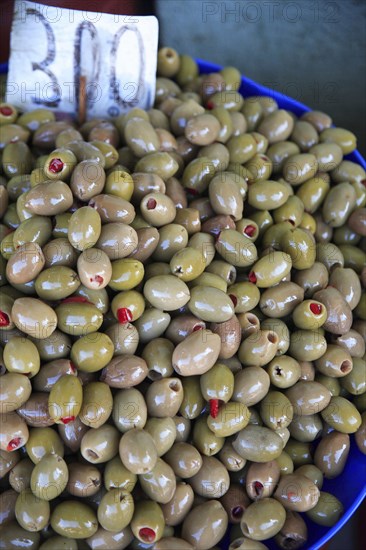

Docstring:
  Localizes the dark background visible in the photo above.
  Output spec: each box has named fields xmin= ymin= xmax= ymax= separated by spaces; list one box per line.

xmin=156 ymin=0 xmax=366 ymax=155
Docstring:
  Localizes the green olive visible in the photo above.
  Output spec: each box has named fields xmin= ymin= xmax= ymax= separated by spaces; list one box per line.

xmin=9 ymin=458 xmax=33 ymax=492
xmin=288 ymin=330 xmax=327 ymax=362
xmin=321 ymin=396 xmax=362 ymax=433
xmin=305 ymin=492 xmax=343 ymax=526
xmin=267 ymin=356 xmax=301 ymax=389
xmin=192 ymin=415 xmax=224 ymax=456
xmin=81 ymin=424 xmax=120 ymax=464
xmin=48 ymin=375 xmax=82 ymax=424
xmin=25 ymin=427 xmax=64 ymax=464
xmin=55 ymin=301 xmax=103 ymax=336
xmin=283 ymin=154 xmax=318 ymax=185
xmin=97 ymin=488 xmax=134 ymax=532
xmin=68 ymin=206 xmax=101 ymax=251
xmin=51 ymin=501 xmax=98 ymax=538
xmin=249 ymin=251 xmax=292 ymax=287
xmin=280 ymin=227 xmax=316 ymax=270
xmin=285 ymin=439 xmax=312 ymax=467
xmin=260 ymin=391 xmax=294 ymax=430
xmin=100 ymin=354 xmax=148 ymax=389
xmin=11 ymin=297 xmax=57 ymax=339
xmin=67 ymin=461 xmax=101 ymax=497
xmin=215 ymin=229 xmax=258 ymax=267
xmin=105 ymin=169 xmax=134 ymax=201
xmin=104 ymin=455 xmax=137 ymax=492
xmin=170 ymin=247 xmax=205 ymax=281
xmin=79 ymin=381 xmax=113 ymax=429
xmin=248 ymin=180 xmax=290 ymax=210
xmin=0 ymin=521 xmax=40 ymax=549
xmin=70 ymin=332 xmax=114 ymax=372
xmin=13 ymin=216 xmax=52 ymax=249
xmin=207 ymin=401 xmax=250 ymax=437
xmin=130 ymin=500 xmax=165 ymax=544
xmin=240 ymin=498 xmax=286 ymax=540
xmin=3 ymin=336 xmax=40 ymax=376
xmin=139 ymin=458 xmax=176 ymax=504
xmin=182 ymin=500 xmax=228 ymax=550
xmin=35 ymin=266 xmax=80 ymax=300
xmin=30 ymin=453 xmax=68 ymax=500
xmin=233 ymin=425 xmax=283 ymax=462
xmin=274 ymin=473 xmax=319 ymax=512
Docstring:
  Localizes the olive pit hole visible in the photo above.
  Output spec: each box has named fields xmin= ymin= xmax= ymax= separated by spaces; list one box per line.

xmin=267 ymin=332 xmax=278 ymax=344
xmin=146 ymin=198 xmax=157 ymax=210
xmin=246 ymin=314 xmax=257 ymax=326
xmin=340 ymin=360 xmax=352 ymax=373
xmin=86 ymin=449 xmax=99 ymax=460
xmin=253 ymin=480 xmax=264 ymax=497
xmin=169 ymin=380 xmax=181 ymax=392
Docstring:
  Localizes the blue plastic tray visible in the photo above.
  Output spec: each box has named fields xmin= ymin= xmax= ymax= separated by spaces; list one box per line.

xmin=0 ymin=59 xmax=365 ymax=549
xmin=197 ymin=58 xmax=366 ymax=550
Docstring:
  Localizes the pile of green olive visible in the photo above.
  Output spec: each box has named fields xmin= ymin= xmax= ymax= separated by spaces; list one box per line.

xmin=0 ymin=46 xmax=365 ymax=550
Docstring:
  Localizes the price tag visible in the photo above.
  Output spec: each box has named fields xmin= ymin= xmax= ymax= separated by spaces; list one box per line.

xmin=6 ymin=0 xmax=159 ymax=118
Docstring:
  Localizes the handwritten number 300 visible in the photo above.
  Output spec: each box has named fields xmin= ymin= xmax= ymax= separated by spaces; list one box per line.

xmin=26 ymin=8 xmax=144 ymax=109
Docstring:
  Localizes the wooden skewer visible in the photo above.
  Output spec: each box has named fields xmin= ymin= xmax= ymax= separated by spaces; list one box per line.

xmin=78 ymin=75 xmax=87 ymax=125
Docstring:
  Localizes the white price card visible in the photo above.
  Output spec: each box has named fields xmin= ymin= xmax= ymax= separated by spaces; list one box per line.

xmin=6 ymin=0 xmax=159 ymax=118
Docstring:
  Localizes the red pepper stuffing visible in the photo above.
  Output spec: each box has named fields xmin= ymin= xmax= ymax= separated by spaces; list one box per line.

xmin=0 ymin=311 xmax=10 ymax=327
xmin=209 ymin=399 xmax=220 ymax=418
xmin=90 ymin=275 xmax=104 ymax=286
xmin=139 ymin=528 xmax=156 ymax=543
xmin=0 ymin=106 xmax=13 ymax=116
xmin=61 ymin=416 xmax=75 ymax=425
xmin=117 ymin=307 xmax=133 ymax=324
xmin=7 ymin=437 xmax=22 ymax=451
xmin=310 ymin=303 xmax=322 ymax=315
xmin=248 ymin=271 xmax=257 ymax=283
xmin=244 ymin=225 xmax=256 ymax=237
xmin=229 ymin=294 xmax=238 ymax=307
xmin=49 ymin=158 xmax=64 ymax=173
